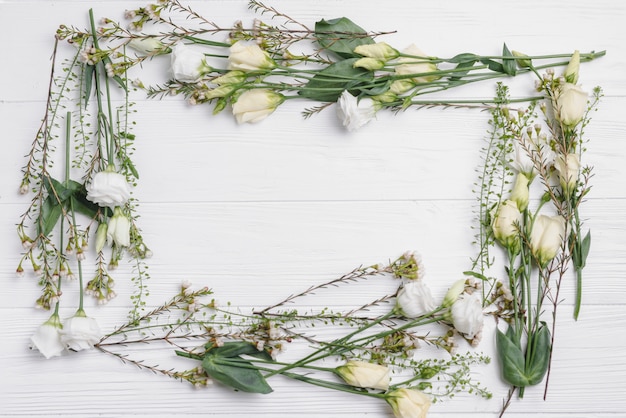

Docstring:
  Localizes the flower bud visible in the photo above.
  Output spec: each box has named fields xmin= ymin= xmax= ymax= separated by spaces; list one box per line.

xmin=335 ymin=360 xmax=390 ymax=390
xmin=530 ymin=214 xmax=566 ymax=267
xmin=385 ymin=388 xmax=431 ymax=418
xmin=94 ymin=222 xmax=108 ymax=253
xmin=563 ymin=50 xmax=580 ymax=84
xmin=227 ymin=41 xmax=275 ymax=72
xmin=128 ymin=37 xmax=170 ymax=56
xmin=491 ymin=200 xmax=523 ymax=251
xmin=512 ymin=50 xmax=532 ymax=68
xmin=442 ymin=279 xmax=466 ymax=308
xmin=553 ymin=82 xmax=588 ymax=127
xmin=232 ymin=89 xmax=284 ymax=124
xmin=554 ymin=153 xmax=580 ymax=194
xmin=395 ymin=44 xmax=439 ymax=84
xmin=354 ymin=42 xmax=399 ymax=61
xmin=450 ymin=292 xmax=484 ymax=339
xmin=106 ymin=207 xmax=131 ymax=247
xmin=509 ymin=174 xmax=530 ymax=211
xmin=353 ymin=57 xmax=385 ymax=71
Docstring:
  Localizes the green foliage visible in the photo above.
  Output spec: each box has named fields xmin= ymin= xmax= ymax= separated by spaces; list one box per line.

xmin=314 ymin=17 xmax=374 ymax=58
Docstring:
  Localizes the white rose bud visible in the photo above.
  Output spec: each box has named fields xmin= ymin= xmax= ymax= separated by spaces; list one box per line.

xmin=335 ymin=360 xmax=390 ymax=390
xmin=395 ymin=281 xmax=437 ymax=318
xmin=94 ymin=222 xmax=108 ymax=253
xmin=450 ymin=292 xmax=484 ymax=339
xmin=232 ymin=89 xmax=284 ymax=124
xmin=60 ymin=313 xmax=102 ymax=351
xmin=171 ymin=44 xmax=212 ymax=83
xmin=385 ymin=388 xmax=431 ymax=418
xmin=555 ymin=153 xmax=580 ymax=193
xmin=336 ymin=90 xmax=379 ymax=132
xmin=30 ymin=315 xmax=65 ymax=359
xmin=227 ymin=41 xmax=275 ymax=72
xmin=553 ymin=82 xmax=588 ymax=127
xmin=530 ymin=214 xmax=566 ymax=267
xmin=86 ymin=168 xmax=131 ymax=209
xmin=442 ymin=279 xmax=466 ymax=308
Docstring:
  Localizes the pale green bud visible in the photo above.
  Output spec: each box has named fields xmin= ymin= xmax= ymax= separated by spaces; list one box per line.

xmin=511 ymin=50 xmax=532 ymax=68
xmin=354 ymin=42 xmax=399 ymax=61
xmin=492 ymin=200 xmax=522 ymax=251
xmin=94 ymin=222 xmax=108 ymax=253
xmin=353 ymin=57 xmax=385 ymax=71
xmin=530 ymin=214 xmax=566 ymax=267
xmin=509 ymin=174 xmax=530 ymax=211
xmin=442 ymin=279 xmax=466 ymax=308
xmin=335 ymin=360 xmax=390 ymax=390
xmin=563 ymin=50 xmax=580 ymax=84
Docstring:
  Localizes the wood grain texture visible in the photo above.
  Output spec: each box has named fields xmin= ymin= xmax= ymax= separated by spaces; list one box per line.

xmin=1 ymin=0 xmax=625 ymax=417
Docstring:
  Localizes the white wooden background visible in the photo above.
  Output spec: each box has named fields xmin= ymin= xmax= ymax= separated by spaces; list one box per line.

xmin=1 ymin=0 xmax=625 ymax=417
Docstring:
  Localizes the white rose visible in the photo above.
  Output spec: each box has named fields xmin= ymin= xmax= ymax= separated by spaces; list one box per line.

xmin=30 ymin=316 xmax=65 ymax=359
xmin=107 ymin=207 xmax=131 ymax=247
xmin=86 ymin=169 xmax=131 ymax=209
xmin=232 ymin=89 xmax=284 ymax=124
xmin=553 ymin=82 xmax=587 ymax=127
xmin=171 ymin=44 xmax=211 ymax=83
xmin=396 ymin=281 xmax=437 ymax=318
xmin=335 ymin=360 xmax=390 ymax=390
xmin=336 ymin=90 xmax=378 ymax=132
xmin=385 ymin=388 xmax=431 ymax=418
xmin=530 ymin=214 xmax=566 ymax=267
xmin=227 ymin=41 xmax=275 ymax=72
xmin=395 ymin=44 xmax=439 ymax=84
xmin=60 ymin=314 xmax=102 ymax=351
xmin=451 ymin=292 xmax=484 ymax=339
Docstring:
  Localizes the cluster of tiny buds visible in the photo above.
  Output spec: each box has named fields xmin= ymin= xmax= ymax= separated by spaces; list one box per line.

xmin=438 ymin=331 xmax=458 ymax=355
xmin=19 ymin=182 xmax=29 ymax=195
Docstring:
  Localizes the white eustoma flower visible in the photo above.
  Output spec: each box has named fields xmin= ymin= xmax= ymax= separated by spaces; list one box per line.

xmin=232 ymin=89 xmax=284 ymax=124
xmin=227 ymin=41 xmax=275 ymax=72
xmin=491 ymin=199 xmax=523 ymax=250
xmin=107 ymin=207 xmax=131 ymax=247
xmin=60 ymin=313 xmax=102 ymax=352
xmin=128 ymin=37 xmax=167 ymax=56
xmin=171 ymin=44 xmax=211 ymax=82
xmin=336 ymin=90 xmax=378 ymax=132
xmin=555 ymin=153 xmax=580 ymax=193
xmin=30 ymin=315 xmax=65 ymax=359
xmin=395 ymin=281 xmax=437 ymax=318
xmin=450 ymin=292 xmax=484 ymax=339
xmin=86 ymin=169 xmax=131 ymax=209
xmin=553 ymin=82 xmax=588 ymax=127
xmin=509 ymin=174 xmax=530 ymax=211
xmin=385 ymin=388 xmax=431 ymax=418
xmin=335 ymin=360 xmax=390 ymax=390
xmin=395 ymin=44 xmax=439 ymax=84
xmin=511 ymin=137 xmax=537 ymax=179
xmin=530 ymin=214 xmax=566 ymax=266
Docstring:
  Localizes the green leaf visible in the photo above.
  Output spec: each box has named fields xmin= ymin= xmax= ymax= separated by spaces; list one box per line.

xmin=314 ymin=17 xmax=374 ymax=58
xmin=208 ymin=341 xmax=264 ymax=358
xmin=83 ymin=63 xmax=95 ymax=107
xmin=502 ymin=43 xmax=517 ymax=76
xmin=496 ymin=328 xmax=530 ymax=388
xmin=479 ymin=58 xmax=504 ymax=74
xmin=450 ymin=59 xmax=477 ymax=81
xmin=462 ymin=270 xmax=489 ymax=281
xmin=447 ymin=53 xmax=478 ymax=63
xmin=526 ymin=324 xmax=551 ymax=385
xmin=579 ymin=231 xmax=591 ymax=269
xmin=298 ymin=58 xmax=373 ymax=102
xmin=202 ymin=355 xmax=273 ymax=394
xmin=38 ymin=194 xmax=64 ymax=236
xmin=70 ymin=193 xmax=100 ymax=220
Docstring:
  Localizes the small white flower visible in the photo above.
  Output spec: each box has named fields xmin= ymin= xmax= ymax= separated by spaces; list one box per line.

xmin=336 ymin=90 xmax=378 ymax=132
